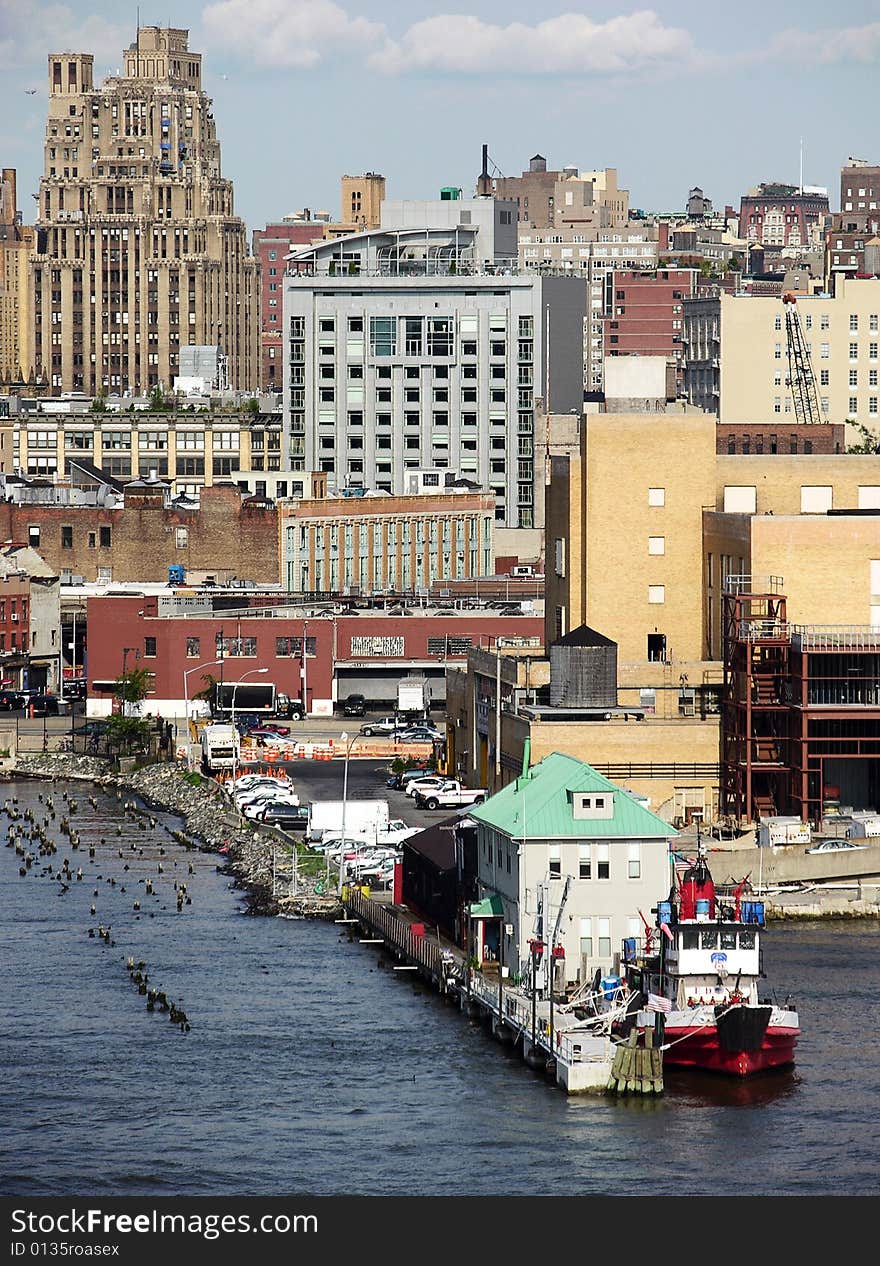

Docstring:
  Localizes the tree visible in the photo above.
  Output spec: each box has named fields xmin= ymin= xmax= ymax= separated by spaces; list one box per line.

xmin=90 ymin=389 xmax=107 ymax=413
xmin=191 ymin=671 xmax=219 ymax=705
xmin=243 ymin=396 xmax=260 ymax=415
xmin=847 ymin=421 xmax=880 ymax=454
xmin=114 ymin=666 xmax=154 ymax=716
xmin=149 ymin=384 xmax=167 ymax=411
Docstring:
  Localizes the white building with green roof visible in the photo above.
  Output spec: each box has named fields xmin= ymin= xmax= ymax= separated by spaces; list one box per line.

xmin=468 ymin=749 xmax=677 ymax=988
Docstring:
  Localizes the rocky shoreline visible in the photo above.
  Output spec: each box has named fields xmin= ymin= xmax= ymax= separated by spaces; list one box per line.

xmin=5 ymin=753 xmax=342 ymax=920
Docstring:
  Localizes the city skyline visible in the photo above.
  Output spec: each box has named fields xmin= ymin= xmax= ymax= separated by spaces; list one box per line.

xmin=1 ymin=0 xmax=878 ymax=234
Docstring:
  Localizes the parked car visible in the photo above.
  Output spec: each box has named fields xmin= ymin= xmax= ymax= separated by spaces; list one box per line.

xmin=28 ymin=694 xmax=60 ymax=715
xmin=0 ymin=690 xmax=27 ymax=711
xmin=260 ymin=804 xmax=310 ymax=831
xmin=73 ymin=720 xmax=110 ymax=736
xmin=359 ymin=716 xmax=403 ymax=737
xmin=342 ymin=693 xmax=366 ymax=717
xmin=386 ymin=766 xmax=436 ymax=790
xmin=405 ymin=775 xmax=453 ymax=799
xmin=805 ymin=839 xmax=869 ymax=853
xmin=245 ymin=726 xmax=292 ymax=741
xmin=397 ymin=727 xmax=441 ymax=743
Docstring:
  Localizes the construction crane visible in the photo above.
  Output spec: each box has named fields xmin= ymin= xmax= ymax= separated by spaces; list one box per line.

xmin=782 ymin=292 xmax=822 ymax=425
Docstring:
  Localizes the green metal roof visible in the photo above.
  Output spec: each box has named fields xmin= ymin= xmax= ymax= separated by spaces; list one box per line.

xmin=469 ymin=894 xmax=504 ymax=918
xmin=469 ymin=751 xmax=678 ymax=841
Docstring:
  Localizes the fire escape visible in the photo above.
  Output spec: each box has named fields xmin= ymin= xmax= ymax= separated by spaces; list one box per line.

xmin=721 ymin=576 xmax=791 ymax=823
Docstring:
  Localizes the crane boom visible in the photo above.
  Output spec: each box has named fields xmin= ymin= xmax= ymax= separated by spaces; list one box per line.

xmin=782 ymin=292 xmax=821 ymax=425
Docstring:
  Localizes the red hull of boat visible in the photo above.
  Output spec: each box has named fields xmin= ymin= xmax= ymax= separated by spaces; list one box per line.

xmin=663 ymin=1026 xmax=799 ymax=1077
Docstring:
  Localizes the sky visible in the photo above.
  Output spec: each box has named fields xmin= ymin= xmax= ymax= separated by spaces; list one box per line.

xmin=1 ymin=0 xmax=878 ymax=238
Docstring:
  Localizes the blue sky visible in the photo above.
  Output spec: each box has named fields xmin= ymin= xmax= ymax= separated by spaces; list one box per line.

xmin=1 ymin=1 xmax=878 ymax=237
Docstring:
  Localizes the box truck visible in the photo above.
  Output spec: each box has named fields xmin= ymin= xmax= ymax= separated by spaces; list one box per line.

xmin=307 ymin=798 xmax=390 ymax=843
xmin=397 ymin=676 xmax=430 ymax=718
xmin=200 ymin=723 xmax=240 ymax=773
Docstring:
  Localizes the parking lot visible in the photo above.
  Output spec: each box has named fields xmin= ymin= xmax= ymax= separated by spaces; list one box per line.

xmin=233 ymin=756 xmax=445 ymax=835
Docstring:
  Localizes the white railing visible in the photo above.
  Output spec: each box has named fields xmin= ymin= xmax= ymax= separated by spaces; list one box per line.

xmin=791 ymin=625 xmax=880 ymax=651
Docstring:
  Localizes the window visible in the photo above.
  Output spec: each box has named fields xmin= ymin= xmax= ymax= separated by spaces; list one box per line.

xmin=217 ymin=635 xmax=257 ymax=657
xmin=578 ymin=845 xmax=591 ymax=880
xmin=723 ymin=485 xmax=757 ymax=513
xmin=61 ymin=526 xmax=73 ymax=549
xmin=144 ymin=637 xmax=157 ymax=657
xmin=597 ymin=917 xmax=611 ymax=958
xmin=548 ymin=846 xmax=561 ymax=878
xmin=627 ymin=843 xmax=641 ymax=879
xmin=369 ymin=316 xmax=396 ymax=357
xmin=648 ymin=487 xmax=665 ymax=507
xmin=850 ymin=342 xmax=859 ymax=360
xmin=28 ymin=526 xmax=40 ymax=548
xmin=186 ymin=637 xmax=200 ymax=658
xmin=579 ymin=918 xmax=592 ymax=959
xmin=596 ymin=844 xmax=609 ymax=880
xmin=648 ymin=536 xmax=665 ymax=555
xmin=851 ymin=314 xmax=859 ymax=332
xmin=99 ymin=526 xmax=111 ymax=548
xmin=648 ymin=585 xmax=665 ymax=604
xmin=176 ymin=527 xmax=188 ymax=549
xmin=800 ymin=485 xmax=832 ymax=514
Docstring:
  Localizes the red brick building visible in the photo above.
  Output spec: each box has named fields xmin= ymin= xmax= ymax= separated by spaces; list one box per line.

xmin=252 ymin=222 xmax=323 ymax=391
xmin=603 ymin=268 xmax=696 ymax=392
xmin=84 ymin=594 xmax=543 ymax=715
xmin=739 ymin=185 xmax=829 ymax=250
xmin=0 ymin=483 xmax=280 ymax=585
xmin=0 ymin=573 xmax=29 ymax=676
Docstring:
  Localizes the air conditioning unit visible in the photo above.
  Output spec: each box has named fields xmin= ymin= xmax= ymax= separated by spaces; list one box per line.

xmin=10 ymin=614 xmax=18 ymax=622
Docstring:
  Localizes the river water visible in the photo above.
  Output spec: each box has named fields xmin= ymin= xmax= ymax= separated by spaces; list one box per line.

xmin=1 ymin=777 xmax=878 ymax=1197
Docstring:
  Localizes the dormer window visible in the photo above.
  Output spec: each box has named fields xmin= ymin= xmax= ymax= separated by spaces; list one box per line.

xmin=570 ymin=791 xmax=614 ymax=820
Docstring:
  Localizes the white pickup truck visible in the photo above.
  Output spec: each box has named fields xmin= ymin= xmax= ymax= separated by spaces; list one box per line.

xmin=413 ymin=780 xmax=487 ymax=811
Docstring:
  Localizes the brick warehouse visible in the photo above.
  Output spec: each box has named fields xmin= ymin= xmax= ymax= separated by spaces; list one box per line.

xmin=0 ymin=482 xmax=280 ymax=585
xmin=83 ymin=593 xmax=543 ymax=715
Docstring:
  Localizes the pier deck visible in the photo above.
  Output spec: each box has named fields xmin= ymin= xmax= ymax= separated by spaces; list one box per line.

xmin=341 ymin=885 xmax=616 ymax=1094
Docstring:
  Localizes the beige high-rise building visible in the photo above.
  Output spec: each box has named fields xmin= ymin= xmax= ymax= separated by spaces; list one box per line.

xmin=684 ymin=276 xmax=880 ymax=439
xmin=0 ymin=169 xmax=36 ymax=382
xmin=32 ymin=27 xmax=259 ymax=395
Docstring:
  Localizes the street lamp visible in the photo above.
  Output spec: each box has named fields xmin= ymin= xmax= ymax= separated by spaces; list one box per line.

xmin=336 ymin=730 xmax=367 ymax=892
xmin=231 ymin=668 xmax=268 ymax=784
xmin=182 ymin=658 xmax=223 ymax=771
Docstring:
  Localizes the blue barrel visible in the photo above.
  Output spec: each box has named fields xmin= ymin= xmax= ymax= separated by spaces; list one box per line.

xmin=658 ymin=900 xmax=673 ymax=926
xmin=741 ymin=900 xmax=753 ymax=923
xmin=601 ymin=975 xmax=622 ymax=999
xmin=696 ymin=898 xmax=710 ymax=918
xmin=752 ymin=901 xmax=765 ymax=926
xmin=623 ymin=937 xmax=637 ymax=962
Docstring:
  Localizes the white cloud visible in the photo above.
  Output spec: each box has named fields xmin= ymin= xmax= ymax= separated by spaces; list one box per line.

xmin=0 ymin=2 xmax=128 ymax=73
xmin=201 ymin=0 xmax=384 ymax=70
xmin=368 ymin=10 xmax=696 ymax=76
xmin=766 ymin=22 xmax=880 ymax=65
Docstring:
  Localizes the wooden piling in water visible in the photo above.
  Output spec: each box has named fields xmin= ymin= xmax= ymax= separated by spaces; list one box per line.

xmin=606 ymin=1028 xmax=663 ymax=1096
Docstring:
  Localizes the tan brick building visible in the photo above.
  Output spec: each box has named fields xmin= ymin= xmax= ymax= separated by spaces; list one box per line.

xmin=0 ymin=170 xmax=35 ymax=383
xmin=32 ymin=27 xmax=259 ymax=395
xmin=448 ymin=402 xmax=880 ymax=823
xmin=281 ymin=489 xmax=495 ymax=593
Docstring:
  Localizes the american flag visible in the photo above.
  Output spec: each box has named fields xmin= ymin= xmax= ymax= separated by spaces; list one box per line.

xmin=646 ymin=993 xmax=672 ymax=1013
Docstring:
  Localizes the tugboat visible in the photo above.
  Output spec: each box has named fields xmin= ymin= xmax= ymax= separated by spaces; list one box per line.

xmin=620 ymin=839 xmax=799 ymax=1076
